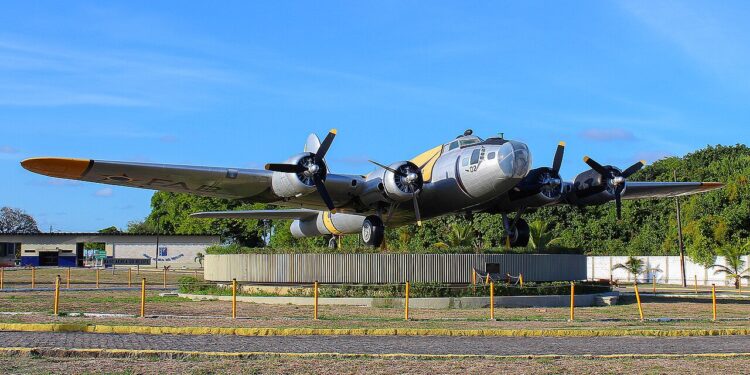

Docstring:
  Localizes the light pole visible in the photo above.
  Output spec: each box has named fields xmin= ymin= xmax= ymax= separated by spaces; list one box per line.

xmin=674 ymin=170 xmax=687 ymax=288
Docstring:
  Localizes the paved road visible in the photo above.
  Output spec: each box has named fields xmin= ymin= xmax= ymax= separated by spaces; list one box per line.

xmin=2 ymin=332 xmax=750 ymax=356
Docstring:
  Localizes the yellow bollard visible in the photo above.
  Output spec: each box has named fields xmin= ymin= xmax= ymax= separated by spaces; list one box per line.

xmin=313 ymin=281 xmax=319 ymax=320
xmin=0 ymin=267 xmax=3 ymax=290
xmin=472 ymin=269 xmax=476 ymax=286
xmin=485 ymin=273 xmax=490 ymax=284
xmin=519 ymin=273 xmax=524 ymax=288
xmin=569 ymin=282 xmax=575 ymax=321
xmin=140 ymin=278 xmax=146 ymax=318
xmin=53 ymin=275 xmax=61 ymax=315
xmin=231 ymin=279 xmax=237 ymax=319
xmin=66 ymin=268 xmax=71 ymax=289
xmin=490 ymin=281 xmax=495 ymax=320
xmin=163 ymin=268 xmax=167 ymax=288
xmin=128 ymin=268 xmax=132 ymax=288
xmin=96 ymin=269 xmax=100 ymax=289
xmin=634 ymin=283 xmax=644 ymax=321
xmin=404 ymin=281 xmax=410 ymax=321
xmin=712 ymin=284 xmax=717 ymax=321
xmin=652 ymin=276 xmax=656 ymax=294
xmin=31 ymin=267 xmax=36 ymax=289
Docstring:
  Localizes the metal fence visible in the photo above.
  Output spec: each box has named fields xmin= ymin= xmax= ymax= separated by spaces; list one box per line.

xmin=204 ymin=254 xmax=587 ymax=284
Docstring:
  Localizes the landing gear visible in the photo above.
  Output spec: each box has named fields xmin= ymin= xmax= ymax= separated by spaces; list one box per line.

xmin=503 ymin=214 xmax=530 ymax=248
xmin=361 ymin=215 xmax=385 ymax=248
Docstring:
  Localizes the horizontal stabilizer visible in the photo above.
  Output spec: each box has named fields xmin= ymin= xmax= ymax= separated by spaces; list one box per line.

xmin=190 ymin=209 xmax=321 ymax=220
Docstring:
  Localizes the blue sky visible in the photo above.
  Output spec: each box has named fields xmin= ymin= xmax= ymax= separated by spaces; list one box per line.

xmin=2 ymin=1 xmax=749 ymax=232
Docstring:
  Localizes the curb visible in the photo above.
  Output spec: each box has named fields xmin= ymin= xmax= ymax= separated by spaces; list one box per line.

xmin=1 ymin=323 xmax=750 ymax=338
xmin=1 ymin=347 xmax=750 ymax=360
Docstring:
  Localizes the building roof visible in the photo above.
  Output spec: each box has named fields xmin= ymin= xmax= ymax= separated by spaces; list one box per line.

xmin=0 ymin=232 xmax=219 ymax=237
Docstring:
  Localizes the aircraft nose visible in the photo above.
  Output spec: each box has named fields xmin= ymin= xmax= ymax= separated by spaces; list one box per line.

xmin=497 ymin=141 xmax=531 ymax=178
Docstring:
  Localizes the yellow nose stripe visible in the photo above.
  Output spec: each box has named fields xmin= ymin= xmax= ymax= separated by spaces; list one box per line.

xmin=21 ymin=157 xmax=93 ymax=179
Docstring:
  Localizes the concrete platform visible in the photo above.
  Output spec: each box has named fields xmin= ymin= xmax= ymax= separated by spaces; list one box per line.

xmin=179 ymin=291 xmax=619 ymax=309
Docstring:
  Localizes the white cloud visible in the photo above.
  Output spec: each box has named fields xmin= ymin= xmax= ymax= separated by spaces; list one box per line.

xmin=580 ymin=128 xmax=636 ymax=142
xmin=95 ymin=187 xmax=113 ymax=197
xmin=0 ymin=145 xmax=18 ymax=154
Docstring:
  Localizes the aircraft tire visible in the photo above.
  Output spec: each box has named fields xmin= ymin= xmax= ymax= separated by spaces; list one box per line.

xmin=511 ymin=219 xmax=530 ymax=247
xmin=361 ymin=215 xmax=385 ymax=247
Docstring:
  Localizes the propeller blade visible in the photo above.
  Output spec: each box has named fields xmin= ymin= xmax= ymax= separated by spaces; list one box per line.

xmin=583 ymin=156 xmax=610 ymax=176
xmin=552 ymin=141 xmax=565 ymax=173
xmin=412 ymin=193 xmax=422 ymax=227
xmin=622 ymin=160 xmax=646 ymax=178
xmin=615 ymin=189 xmax=623 ymax=220
xmin=313 ymin=174 xmax=336 ymax=212
xmin=368 ymin=160 xmax=406 ymax=176
xmin=315 ymin=129 xmax=337 ymax=162
xmin=265 ymin=163 xmax=306 ymax=174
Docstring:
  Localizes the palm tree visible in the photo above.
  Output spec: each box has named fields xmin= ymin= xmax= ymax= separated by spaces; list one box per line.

xmin=194 ymin=252 xmax=205 ymax=268
xmin=435 ymin=223 xmax=474 ymax=248
xmin=612 ymin=256 xmax=660 ymax=284
xmin=528 ymin=220 xmax=561 ymax=252
xmin=711 ymin=244 xmax=750 ymax=289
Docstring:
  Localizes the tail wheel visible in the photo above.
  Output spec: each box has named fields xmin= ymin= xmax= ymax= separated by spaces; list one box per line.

xmin=508 ymin=219 xmax=530 ymax=247
xmin=362 ymin=215 xmax=385 ymax=247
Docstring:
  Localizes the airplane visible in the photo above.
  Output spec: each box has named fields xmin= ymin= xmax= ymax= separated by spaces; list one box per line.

xmin=21 ymin=129 xmax=723 ymax=248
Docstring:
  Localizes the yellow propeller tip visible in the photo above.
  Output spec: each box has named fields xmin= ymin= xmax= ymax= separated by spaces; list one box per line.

xmin=558 ymin=141 xmax=566 ymax=147
xmin=417 ymin=221 xmax=422 ymax=227
xmin=263 ymin=164 xmax=271 ymax=170
xmin=330 ymin=129 xmax=338 ymax=135
xmin=640 ymin=160 xmax=647 ymax=165
xmin=583 ymin=156 xmax=590 ymax=162
xmin=330 ymin=209 xmax=338 ymax=214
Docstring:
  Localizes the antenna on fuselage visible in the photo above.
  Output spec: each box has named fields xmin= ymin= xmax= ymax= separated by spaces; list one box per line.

xmin=498 ymin=132 xmax=504 ymax=139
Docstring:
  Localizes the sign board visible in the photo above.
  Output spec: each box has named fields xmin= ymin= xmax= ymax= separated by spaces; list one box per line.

xmin=85 ymin=249 xmax=107 ymax=260
xmin=104 ymin=258 xmax=152 ymax=266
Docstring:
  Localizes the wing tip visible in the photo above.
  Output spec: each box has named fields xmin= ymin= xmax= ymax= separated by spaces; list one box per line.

xmin=21 ymin=157 xmax=93 ymax=179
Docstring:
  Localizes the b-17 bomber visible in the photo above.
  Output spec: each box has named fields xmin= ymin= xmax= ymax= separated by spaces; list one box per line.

xmin=22 ymin=129 xmax=723 ymax=248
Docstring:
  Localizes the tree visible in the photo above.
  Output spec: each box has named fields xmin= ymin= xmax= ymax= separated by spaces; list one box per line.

xmin=611 ymin=256 xmax=660 ymax=283
xmin=711 ymin=243 xmax=750 ymax=289
xmin=435 ymin=223 xmax=474 ymax=248
xmin=528 ymin=220 xmax=561 ymax=252
xmin=98 ymin=226 xmax=121 ymax=234
xmin=0 ymin=207 xmax=40 ymax=234
xmin=194 ymin=252 xmax=205 ymax=268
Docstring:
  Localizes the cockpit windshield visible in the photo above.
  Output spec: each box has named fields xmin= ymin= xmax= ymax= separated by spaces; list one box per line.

xmin=444 ymin=136 xmax=483 ymax=152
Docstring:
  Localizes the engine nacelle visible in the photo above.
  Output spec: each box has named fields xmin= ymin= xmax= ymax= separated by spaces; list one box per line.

xmin=271 ymin=153 xmax=318 ymax=198
xmin=505 ymin=167 xmax=563 ymax=210
xmin=358 ymin=161 xmax=424 ymax=207
xmin=290 ymin=212 xmax=366 ymax=238
xmin=382 ymin=161 xmax=423 ymax=202
xmin=568 ymin=168 xmax=620 ymax=206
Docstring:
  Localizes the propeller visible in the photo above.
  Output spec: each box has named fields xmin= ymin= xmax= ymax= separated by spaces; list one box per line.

xmin=512 ymin=142 xmax=565 ymax=200
xmin=368 ymin=160 xmax=424 ymax=226
xmin=265 ymin=129 xmax=338 ymax=212
xmin=582 ymin=156 xmax=645 ymax=220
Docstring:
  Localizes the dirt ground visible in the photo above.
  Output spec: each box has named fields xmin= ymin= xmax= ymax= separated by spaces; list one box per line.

xmin=1 ymin=267 xmax=197 ymax=288
xmin=0 ymin=289 xmax=749 ymax=331
xmin=2 ymin=354 xmax=750 ymax=375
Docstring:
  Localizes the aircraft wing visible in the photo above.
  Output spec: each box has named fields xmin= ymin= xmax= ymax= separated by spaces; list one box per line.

xmin=622 ymin=181 xmax=724 ymax=200
xmin=191 ymin=209 xmax=320 ymax=220
xmin=21 ymin=157 xmax=275 ymax=201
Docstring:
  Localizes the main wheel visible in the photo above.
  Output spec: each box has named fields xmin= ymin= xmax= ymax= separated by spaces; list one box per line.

xmin=508 ymin=218 xmax=530 ymax=248
xmin=361 ymin=215 xmax=385 ymax=247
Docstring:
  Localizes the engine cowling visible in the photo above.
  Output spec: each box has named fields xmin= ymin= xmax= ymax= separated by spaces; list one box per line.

xmin=381 ymin=161 xmax=424 ymax=202
xmin=568 ymin=167 xmax=621 ymax=206
xmin=290 ymin=212 xmax=366 ymax=238
xmin=270 ymin=152 xmax=320 ymax=198
xmin=506 ymin=167 xmax=564 ymax=209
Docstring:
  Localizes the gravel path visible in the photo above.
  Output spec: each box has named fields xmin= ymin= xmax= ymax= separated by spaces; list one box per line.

xmin=2 ymin=332 xmax=750 ymax=356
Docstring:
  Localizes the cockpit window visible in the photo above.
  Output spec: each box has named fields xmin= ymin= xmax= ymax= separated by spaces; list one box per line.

xmin=459 ymin=138 xmax=481 ymax=147
xmin=470 ymin=149 xmax=481 ymax=165
xmin=448 ymin=141 xmax=460 ymax=151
